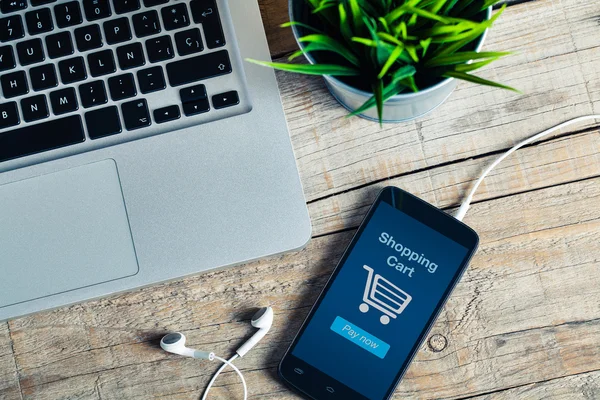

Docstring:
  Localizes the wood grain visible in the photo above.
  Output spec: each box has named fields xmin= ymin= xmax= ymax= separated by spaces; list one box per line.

xmin=468 ymin=370 xmax=600 ymax=400
xmin=0 ymin=323 xmax=20 ymax=400
xmin=4 ymin=176 xmax=600 ymax=399
xmin=308 ymin=128 xmax=600 ymax=236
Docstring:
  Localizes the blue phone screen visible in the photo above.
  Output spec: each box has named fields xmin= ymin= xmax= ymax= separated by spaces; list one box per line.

xmin=292 ymin=201 xmax=470 ymax=400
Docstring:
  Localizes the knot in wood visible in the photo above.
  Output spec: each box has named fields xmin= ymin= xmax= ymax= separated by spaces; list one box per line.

xmin=428 ymin=334 xmax=448 ymax=352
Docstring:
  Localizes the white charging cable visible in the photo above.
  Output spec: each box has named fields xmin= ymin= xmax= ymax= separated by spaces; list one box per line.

xmin=454 ymin=115 xmax=600 ymax=221
xmin=203 ymin=354 xmax=247 ymax=400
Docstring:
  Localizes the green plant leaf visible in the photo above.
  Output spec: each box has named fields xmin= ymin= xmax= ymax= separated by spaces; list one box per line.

xmin=443 ymin=70 xmax=520 ymax=92
xmin=312 ymin=0 xmax=337 ymax=14
xmin=299 ymin=34 xmax=360 ymax=65
xmin=245 ymin=59 xmax=361 ymax=76
xmin=450 ymin=0 xmax=477 ymax=15
xmin=351 ymin=37 xmax=379 ymax=47
xmin=348 ymin=0 xmax=364 ymax=31
xmin=402 ymin=5 xmax=451 ymax=23
xmin=378 ymin=45 xmax=405 ymax=79
xmin=378 ymin=17 xmax=390 ymax=33
xmin=442 ymin=0 xmax=461 ymax=14
xmin=426 ymin=51 xmax=511 ymax=66
xmin=338 ymin=4 xmax=353 ymax=42
xmin=400 ymin=75 xmax=419 ymax=92
xmin=453 ymin=57 xmax=498 ymax=72
xmin=391 ymin=65 xmax=417 ymax=83
xmin=481 ymin=0 xmax=501 ymax=10
xmin=420 ymin=38 xmax=432 ymax=56
xmin=429 ymin=0 xmax=449 ymax=14
xmin=406 ymin=45 xmax=420 ymax=62
xmin=432 ymin=4 xmax=505 ymax=57
xmin=348 ymin=81 xmax=404 ymax=118
xmin=280 ymin=21 xmax=323 ymax=33
xmin=374 ymin=79 xmax=384 ymax=125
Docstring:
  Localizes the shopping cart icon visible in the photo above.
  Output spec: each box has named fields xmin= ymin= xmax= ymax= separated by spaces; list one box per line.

xmin=359 ymin=265 xmax=412 ymax=325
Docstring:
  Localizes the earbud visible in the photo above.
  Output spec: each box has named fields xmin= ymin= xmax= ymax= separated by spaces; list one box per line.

xmin=160 ymin=332 xmax=215 ymax=360
xmin=160 ymin=307 xmax=273 ymax=400
xmin=236 ymin=306 xmax=274 ymax=357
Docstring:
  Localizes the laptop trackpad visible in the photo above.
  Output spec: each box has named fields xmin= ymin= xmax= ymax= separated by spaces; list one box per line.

xmin=0 ymin=159 xmax=139 ymax=308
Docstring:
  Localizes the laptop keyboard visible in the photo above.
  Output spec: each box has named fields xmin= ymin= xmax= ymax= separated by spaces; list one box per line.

xmin=0 ymin=0 xmax=250 ymax=165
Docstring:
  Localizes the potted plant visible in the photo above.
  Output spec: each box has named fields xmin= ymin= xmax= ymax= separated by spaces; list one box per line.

xmin=248 ymin=0 xmax=518 ymax=123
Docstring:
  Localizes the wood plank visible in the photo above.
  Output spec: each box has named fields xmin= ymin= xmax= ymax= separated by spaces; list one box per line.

xmin=0 ymin=322 xmax=21 ymax=400
xmin=7 ymin=176 xmax=600 ymax=399
xmin=277 ymin=0 xmax=600 ymax=202
xmin=308 ymin=128 xmax=600 ymax=236
xmin=468 ymin=370 xmax=600 ymax=400
xmin=258 ymin=0 xmax=295 ymax=58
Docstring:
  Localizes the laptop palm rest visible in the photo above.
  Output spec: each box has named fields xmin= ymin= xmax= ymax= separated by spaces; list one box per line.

xmin=0 ymin=159 xmax=139 ymax=309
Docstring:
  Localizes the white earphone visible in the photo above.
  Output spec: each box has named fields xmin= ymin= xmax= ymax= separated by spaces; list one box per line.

xmin=160 ymin=306 xmax=274 ymax=400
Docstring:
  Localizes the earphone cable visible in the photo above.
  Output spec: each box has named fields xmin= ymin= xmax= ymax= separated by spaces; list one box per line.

xmin=202 ymin=354 xmax=247 ymax=400
xmin=454 ymin=115 xmax=600 ymax=221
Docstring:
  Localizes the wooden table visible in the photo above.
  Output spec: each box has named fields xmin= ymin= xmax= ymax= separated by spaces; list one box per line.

xmin=2 ymin=0 xmax=600 ymax=399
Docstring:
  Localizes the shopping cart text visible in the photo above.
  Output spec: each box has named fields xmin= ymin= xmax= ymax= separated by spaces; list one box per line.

xmin=379 ymin=232 xmax=439 ymax=274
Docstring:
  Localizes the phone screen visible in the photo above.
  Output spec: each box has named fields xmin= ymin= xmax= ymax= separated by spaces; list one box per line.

xmin=280 ymin=188 xmax=478 ymax=400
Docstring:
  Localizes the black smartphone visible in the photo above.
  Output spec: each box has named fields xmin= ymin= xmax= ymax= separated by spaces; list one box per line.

xmin=279 ymin=187 xmax=479 ymax=400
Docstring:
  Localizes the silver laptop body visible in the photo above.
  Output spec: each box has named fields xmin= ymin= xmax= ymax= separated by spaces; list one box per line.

xmin=0 ymin=0 xmax=311 ymax=321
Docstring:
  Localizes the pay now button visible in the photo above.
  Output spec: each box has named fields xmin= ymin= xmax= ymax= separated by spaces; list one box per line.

xmin=330 ymin=316 xmax=390 ymax=359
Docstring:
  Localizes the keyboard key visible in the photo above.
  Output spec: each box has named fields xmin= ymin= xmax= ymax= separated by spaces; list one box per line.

xmin=166 ymin=49 xmax=231 ymax=87
xmin=58 ymin=56 xmax=87 ymax=84
xmin=50 ymin=87 xmax=78 ymax=115
xmin=116 ymin=42 xmax=144 ymax=69
xmin=54 ymin=1 xmax=82 ymax=28
xmin=161 ymin=3 xmax=189 ymax=31
xmin=121 ymin=98 xmax=150 ymax=130
xmin=29 ymin=63 xmax=57 ymax=91
xmin=45 ymin=31 xmax=74 ymax=58
xmin=25 ymin=8 xmax=53 ymax=35
xmin=86 ymin=105 xmax=121 ymax=139
xmin=83 ymin=0 xmax=112 ymax=21
xmin=113 ymin=0 xmax=140 ymax=14
xmin=21 ymin=94 xmax=49 ymax=122
xmin=145 ymin=35 xmax=173 ymax=63
xmin=74 ymin=24 xmax=103 ymax=52
xmin=1 ymin=70 xmax=28 ymax=98
xmin=0 ymin=115 xmax=84 ymax=163
xmin=212 ymin=90 xmax=239 ymax=109
xmin=143 ymin=0 xmax=168 ymax=7
xmin=137 ymin=66 xmax=165 ymax=94
xmin=103 ymin=17 xmax=131 ymax=44
xmin=108 ymin=73 xmax=136 ymax=100
xmin=132 ymin=10 xmax=160 ymax=38
xmin=0 ymin=101 xmax=19 ymax=129
xmin=0 ymin=15 xmax=25 ymax=42
xmin=179 ymin=83 xmax=205 ymax=103
xmin=182 ymin=98 xmax=209 ymax=116
xmin=79 ymin=80 xmax=107 ymax=108
xmin=190 ymin=0 xmax=225 ymax=49
xmin=175 ymin=28 xmax=203 ymax=56
xmin=180 ymin=85 xmax=209 ymax=117
xmin=153 ymin=105 xmax=180 ymax=123
xmin=1 ymin=0 xmax=27 ymax=14
xmin=31 ymin=0 xmax=57 ymax=6
xmin=88 ymin=49 xmax=115 ymax=76
xmin=16 ymin=38 xmax=45 ymax=65
xmin=0 ymin=45 xmax=16 ymax=72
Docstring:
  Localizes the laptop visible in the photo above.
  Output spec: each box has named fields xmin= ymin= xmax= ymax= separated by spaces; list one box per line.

xmin=0 ymin=0 xmax=311 ymax=321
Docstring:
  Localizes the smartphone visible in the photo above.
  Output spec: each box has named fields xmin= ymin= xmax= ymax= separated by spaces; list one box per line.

xmin=279 ymin=187 xmax=479 ymax=400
